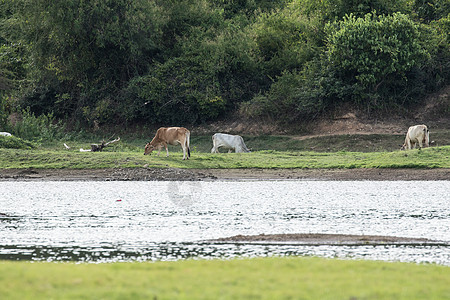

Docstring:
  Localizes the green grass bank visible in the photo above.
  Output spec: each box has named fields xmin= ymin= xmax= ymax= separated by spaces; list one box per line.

xmin=1 ymin=257 xmax=448 ymax=300
xmin=1 ymin=145 xmax=449 ymax=170
xmin=1 ymin=132 xmax=449 ymax=170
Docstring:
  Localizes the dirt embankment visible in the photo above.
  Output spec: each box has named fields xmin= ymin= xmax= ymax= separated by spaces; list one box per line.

xmin=1 ymin=167 xmax=449 ymax=181
xmin=196 ymin=85 xmax=450 ymax=137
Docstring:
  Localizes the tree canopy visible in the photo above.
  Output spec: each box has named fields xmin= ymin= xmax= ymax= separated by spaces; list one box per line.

xmin=0 ymin=0 xmax=448 ymax=128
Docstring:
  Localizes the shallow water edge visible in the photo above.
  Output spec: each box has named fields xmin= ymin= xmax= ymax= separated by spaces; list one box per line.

xmin=1 ymin=180 xmax=449 ymax=265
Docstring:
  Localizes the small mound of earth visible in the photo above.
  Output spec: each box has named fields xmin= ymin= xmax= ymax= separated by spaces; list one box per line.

xmin=209 ymin=233 xmax=446 ymax=246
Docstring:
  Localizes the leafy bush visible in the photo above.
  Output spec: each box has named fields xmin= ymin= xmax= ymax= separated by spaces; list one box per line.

xmin=240 ymin=60 xmax=329 ymax=122
xmin=412 ymin=0 xmax=450 ymax=23
xmin=324 ymin=12 xmax=430 ymax=109
xmin=123 ymin=57 xmax=227 ymax=124
xmin=290 ymin=0 xmax=411 ymax=22
xmin=11 ymin=108 xmax=66 ymax=141
xmin=0 ymin=92 xmax=8 ymax=128
xmin=426 ymin=15 xmax=450 ymax=88
xmin=0 ymin=135 xmax=35 ymax=149
xmin=121 ymin=10 xmax=261 ymax=124
xmin=14 ymin=0 xmax=165 ymax=123
xmin=249 ymin=7 xmax=322 ymax=78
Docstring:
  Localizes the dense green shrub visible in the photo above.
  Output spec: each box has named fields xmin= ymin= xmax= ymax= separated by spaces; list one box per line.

xmin=121 ymin=8 xmax=261 ymax=124
xmin=0 ymin=91 xmax=8 ymax=129
xmin=290 ymin=0 xmax=411 ymax=22
xmin=249 ymin=7 xmax=322 ymax=78
xmin=240 ymin=59 xmax=330 ymax=122
xmin=324 ymin=12 xmax=430 ymax=109
xmin=13 ymin=0 xmax=165 ymax=123
xmin=426 ymin=15 xmax=450 ymax=88
xmin=123 ymin=58 xmax=227 ymax=124
xmin=212 ymin=0 xmax=288 ymax=19
xmin=0 ymin=135 xmax=35 ymax=149
xmin=412 ymin=0 xmax=450 ymax=23
xmin=10 ymin=108 xmax=66 ymax=141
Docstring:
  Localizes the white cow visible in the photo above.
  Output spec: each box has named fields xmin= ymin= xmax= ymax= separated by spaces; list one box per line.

xmin=0 ymin=132 xmax=12 ymax=137
xmin=211 ymin=133 xmax=250 ymax=153
xmin=401 ymin=124 xmax=429 ymax=150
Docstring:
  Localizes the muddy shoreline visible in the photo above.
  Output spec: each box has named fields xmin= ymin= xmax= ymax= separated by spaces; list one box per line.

xmin=0 ymin=167 xmax=449 ymax=181
xmin=208 ymin=233 xmax=448 ymax=246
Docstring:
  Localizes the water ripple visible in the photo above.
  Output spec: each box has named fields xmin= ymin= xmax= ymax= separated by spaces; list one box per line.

xmin=0 ymin=180 xmax=449 ymax=264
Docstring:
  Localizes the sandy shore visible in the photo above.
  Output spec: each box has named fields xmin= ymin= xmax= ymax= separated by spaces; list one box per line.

xmin=0 ymin=167 xmax=449 ymax=181
xmin=208 ymin=233 xmax=447 ymax=245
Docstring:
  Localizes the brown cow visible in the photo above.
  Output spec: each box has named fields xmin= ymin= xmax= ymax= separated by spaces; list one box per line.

xmin=144 ymin=127 xmax=190 ymax=160
xmin=401 ymin=124 xmax=430 ymax=150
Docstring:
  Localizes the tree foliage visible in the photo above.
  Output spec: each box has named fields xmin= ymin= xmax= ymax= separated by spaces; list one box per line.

xmin=325 ymin=13 xmax=428 ymax=108
xmin=0 ymin=0 xmax=448 ymax=128
xmin=250 ymin=6 xmax=322 ymax=77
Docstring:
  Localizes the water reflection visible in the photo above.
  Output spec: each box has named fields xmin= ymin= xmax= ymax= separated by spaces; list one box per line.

xmin=1 ymin=243 xmax=448 ymax=266
xmin=0 ymin=180 xmax=449 ymax=264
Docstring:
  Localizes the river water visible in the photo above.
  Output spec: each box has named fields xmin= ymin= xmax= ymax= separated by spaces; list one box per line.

xmin=1 ymin=180 xmax=449 ymax=264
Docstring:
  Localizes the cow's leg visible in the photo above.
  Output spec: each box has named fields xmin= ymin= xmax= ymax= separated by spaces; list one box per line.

xmin=184 ymin=147 xmax=188 ymax=160
xmin=182 ymin=147 xmax=187 ymax=160
xmin=164 ymin=143 xmax=169 ymax=157
xmin=406 ymin=139 xmax=412 ymax=150
xmin=418 ymin=138 xmax=423 ymax=149
xmin=211 ymin=140 xmax=218 ymax=153
xmin=181 ymin=139 xmax=187 ymax=160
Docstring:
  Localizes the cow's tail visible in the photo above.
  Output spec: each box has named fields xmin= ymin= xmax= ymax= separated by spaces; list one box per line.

xmin=186 ymin=130 xmax=191 ymax=158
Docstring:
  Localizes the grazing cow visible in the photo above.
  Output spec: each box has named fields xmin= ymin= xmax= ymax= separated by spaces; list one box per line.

xmin=401 ymin=125 xmax=430 ymax=150
xmin=144 ymin=127 xmax=190 ymax=160
xmin=211 ymin=133 xmax=250 ymax=153
xmin=0 ymin=132 xmax=12 ymax=137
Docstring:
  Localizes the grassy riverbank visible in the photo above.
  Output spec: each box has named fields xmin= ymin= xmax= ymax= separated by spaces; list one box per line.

xmin=1 ymin=145 xmax=449 ymax=170
xmin=1 ymin=132 xmax=449 ymax=170
xmin=1 ymin=257 xmax=448 ymax=300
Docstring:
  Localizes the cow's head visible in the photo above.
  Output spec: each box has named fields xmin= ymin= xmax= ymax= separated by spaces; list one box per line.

xmin=144 ymin=143 xmax=155 ymax=155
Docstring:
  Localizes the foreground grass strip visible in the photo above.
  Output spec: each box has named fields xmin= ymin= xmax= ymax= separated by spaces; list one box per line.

xmin=1 ymin=146 xmax=449 ymax=169
xmin=0 ymin=257 xmax=448 ymax=300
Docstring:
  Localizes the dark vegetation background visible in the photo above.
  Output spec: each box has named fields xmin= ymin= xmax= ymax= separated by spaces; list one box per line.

xmin=0 ymin=0 xmax=449 ymax=135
